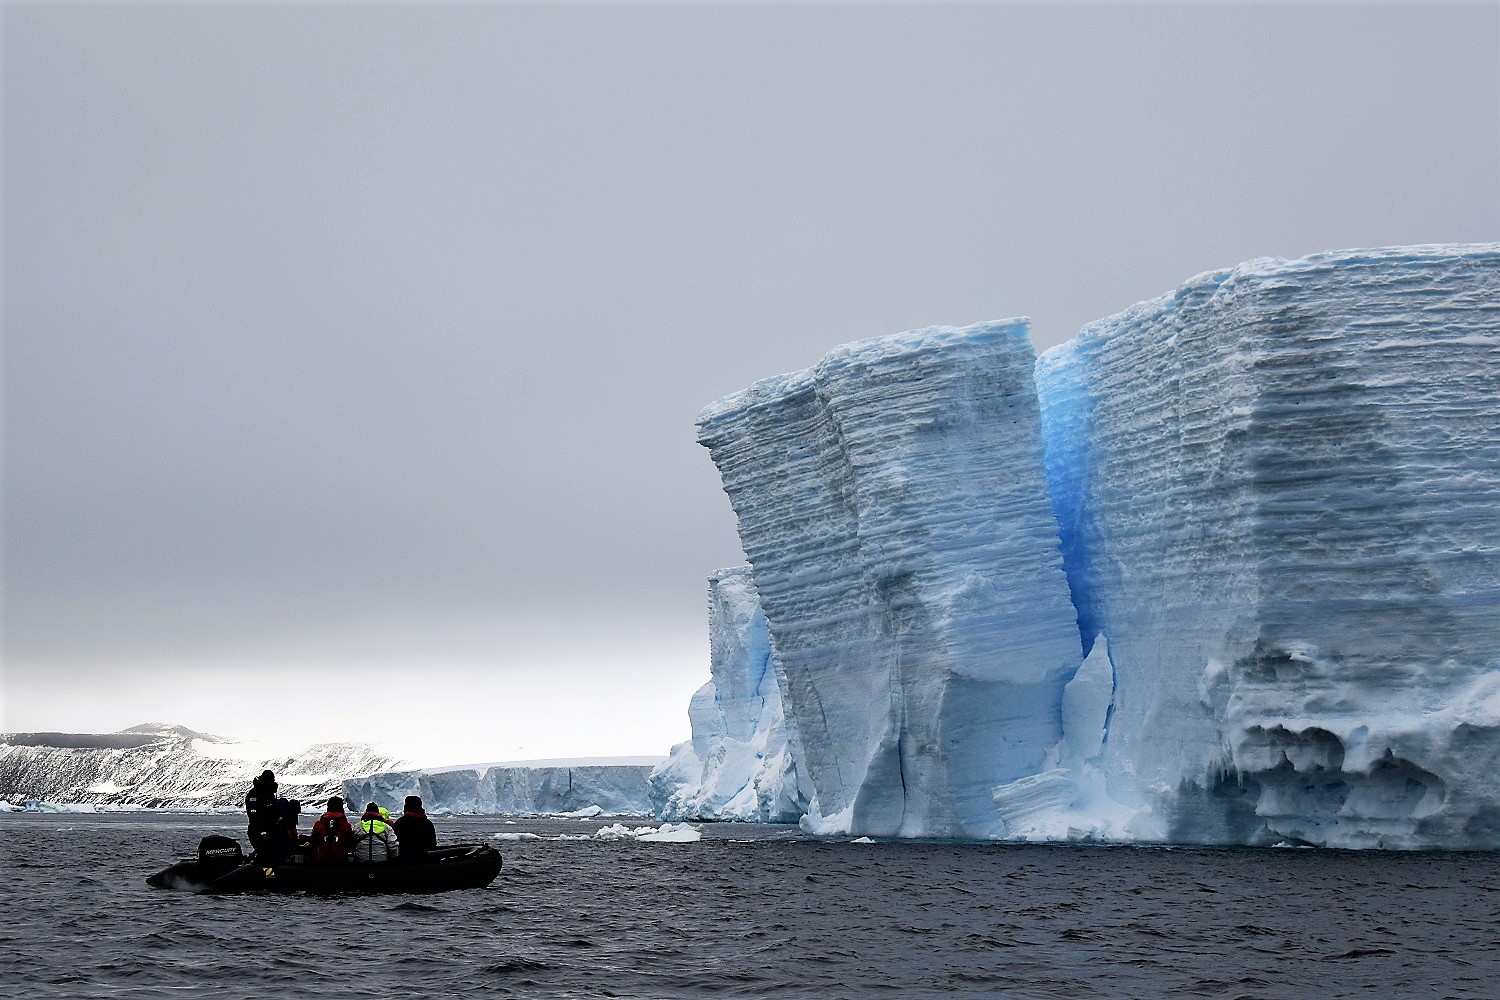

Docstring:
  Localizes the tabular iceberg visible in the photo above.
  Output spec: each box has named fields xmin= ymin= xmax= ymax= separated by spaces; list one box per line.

xmin=677 ymin=243 xmax=1500 ymax=848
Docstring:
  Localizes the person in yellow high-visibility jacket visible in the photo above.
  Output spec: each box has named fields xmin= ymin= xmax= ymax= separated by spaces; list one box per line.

xmin=350 ymin=802 xmax=399 ymax=862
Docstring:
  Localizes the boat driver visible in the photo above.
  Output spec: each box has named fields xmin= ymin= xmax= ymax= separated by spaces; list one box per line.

xmin=244 ymin=770 xmax=284 ymax=864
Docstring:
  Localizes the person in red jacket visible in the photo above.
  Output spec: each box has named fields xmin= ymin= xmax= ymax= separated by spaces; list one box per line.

xmin=310 ymin=796 xmax=355 ymax=862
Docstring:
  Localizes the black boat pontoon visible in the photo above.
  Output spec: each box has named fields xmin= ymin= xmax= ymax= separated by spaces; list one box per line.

xmin=147 ymin=838 xmax=502 ymax=895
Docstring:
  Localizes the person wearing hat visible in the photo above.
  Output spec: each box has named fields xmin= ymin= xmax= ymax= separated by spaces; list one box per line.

xmin=350 ymin=801 xmax=399 ymax=863
xmin=244 ymin=769 xmax=283 ymax=864
xmin=311 ymin=796 xmax=356 ymax=863
xmin=393 ymin=795 xmax=437 ymax=864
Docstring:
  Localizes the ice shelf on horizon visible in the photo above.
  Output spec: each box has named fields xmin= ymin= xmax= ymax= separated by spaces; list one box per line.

xmin=347 ymin=763 xmax=657 ymax=816
xmin=658 ymin=243 xmax=1500 ymax=849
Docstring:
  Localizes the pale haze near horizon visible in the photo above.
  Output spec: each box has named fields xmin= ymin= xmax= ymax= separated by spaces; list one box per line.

xmin=4 ymin=2 xmax=1497 ymax=767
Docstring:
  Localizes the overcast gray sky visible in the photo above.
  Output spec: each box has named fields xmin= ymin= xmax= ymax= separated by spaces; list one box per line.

xmin=4 ymin=1 xmax=1497 ymax=766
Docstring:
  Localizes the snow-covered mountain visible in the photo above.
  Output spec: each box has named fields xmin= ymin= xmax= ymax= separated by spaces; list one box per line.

xmin=119 ymin=722 xmax=229 ymax=742
xmin=0 ymin=726 xmax=402 ymax=809
xmin=678 ymin=244 xmax=1500 ymax=848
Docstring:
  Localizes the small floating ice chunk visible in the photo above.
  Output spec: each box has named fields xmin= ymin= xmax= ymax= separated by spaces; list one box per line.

xmin=850 ymin=836 xmax=876 ymax=844
xmin=556 ymin=805 xmax=604 ymax=818
xmin=491 ymin=832 xmax=542 ymax=841
xmin=636 ymin=823 xmax=702 ymax=843
xmin=590 ymin=822 xmax=702 ymax=842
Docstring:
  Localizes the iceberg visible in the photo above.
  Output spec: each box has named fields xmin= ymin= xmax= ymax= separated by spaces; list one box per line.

xmin=648 ymin=566 xmax=809 ymax=823
xmin=1035 ymin=244 xmax=1500 ymax=848
xmin=695 ymin=322 xmax=1086 ymax=839
xmin=590 ymin=822 xmax=702 ymax=843
xmin=678 ymin=244 xmax=1500 ymax=848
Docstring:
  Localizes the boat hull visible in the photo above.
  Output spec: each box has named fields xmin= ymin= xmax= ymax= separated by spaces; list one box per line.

xmin=147 ymin=844 xmax=502 ymax=894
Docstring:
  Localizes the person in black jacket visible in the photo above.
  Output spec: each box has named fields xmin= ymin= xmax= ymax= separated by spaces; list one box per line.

xmin=244 ymin=770 xmax=283 ymax=863
xmin=278 ymin=797 xmax=304 ymax=859
xmin=393 ymin=795 xmax=437 ymax=864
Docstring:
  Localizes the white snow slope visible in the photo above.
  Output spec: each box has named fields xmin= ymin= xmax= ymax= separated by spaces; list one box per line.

xmin=680 ymin=244 xmax=1500 ymax=848
xmin=0 ymin=728 xmax=401 ymax=809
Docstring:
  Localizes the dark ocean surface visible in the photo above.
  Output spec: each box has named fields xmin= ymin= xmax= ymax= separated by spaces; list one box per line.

xmin=1 ymin=813 xmax=1496 ymax=999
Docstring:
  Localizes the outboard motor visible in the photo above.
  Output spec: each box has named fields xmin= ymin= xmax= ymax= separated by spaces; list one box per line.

xmin=147 ymin=835 xmax=248 ymax=891
xmin=197 ymin=834 xmax=244 ymax=868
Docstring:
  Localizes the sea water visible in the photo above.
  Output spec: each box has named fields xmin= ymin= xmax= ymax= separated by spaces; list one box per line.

xmin=1 ymin=813 xmax=1495 ymax=998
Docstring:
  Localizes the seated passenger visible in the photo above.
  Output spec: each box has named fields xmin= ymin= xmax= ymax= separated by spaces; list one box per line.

xmin=311 ymin=796 xmax=356 ymax=863
xmin=351 ymin=801 xmax=399 ymax=863
xmin=279 ymin=798 xmax=305 ymax=861
xmin=393 ymin=795 xmax=437 ymax=864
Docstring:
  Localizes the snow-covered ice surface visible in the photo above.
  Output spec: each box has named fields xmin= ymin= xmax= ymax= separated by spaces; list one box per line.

xmin=649 ymin=567 xmax=809 ymax=822
xmin=682 ymin=244 xmax=1500 ymax=848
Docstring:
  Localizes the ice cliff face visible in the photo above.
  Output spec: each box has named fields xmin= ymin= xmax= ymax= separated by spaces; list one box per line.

xmin=348 ymin=762 xmax=656 ymax=816
xmin=1036 ymin=245 xmax=1500 ymax=848
xmin=696 ymin=322 xmax=1085 ymax=838
xmin=681 ymin=244 xmax=1500 ymax=848
xmin=649 ymin=566 xmax=809 ymax=822
xmin=0 ymin=728 xmax=401 ymax=809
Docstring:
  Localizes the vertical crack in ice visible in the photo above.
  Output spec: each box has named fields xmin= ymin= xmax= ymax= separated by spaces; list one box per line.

xmin=1100 ymin=642 xmax=1117 ymax=753
xmin=1035 ymin=344 xmax=1098 ymax=659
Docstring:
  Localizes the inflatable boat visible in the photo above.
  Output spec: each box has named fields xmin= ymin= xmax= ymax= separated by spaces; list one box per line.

xmin=147 ymin=837 xmax=502 ymax=895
